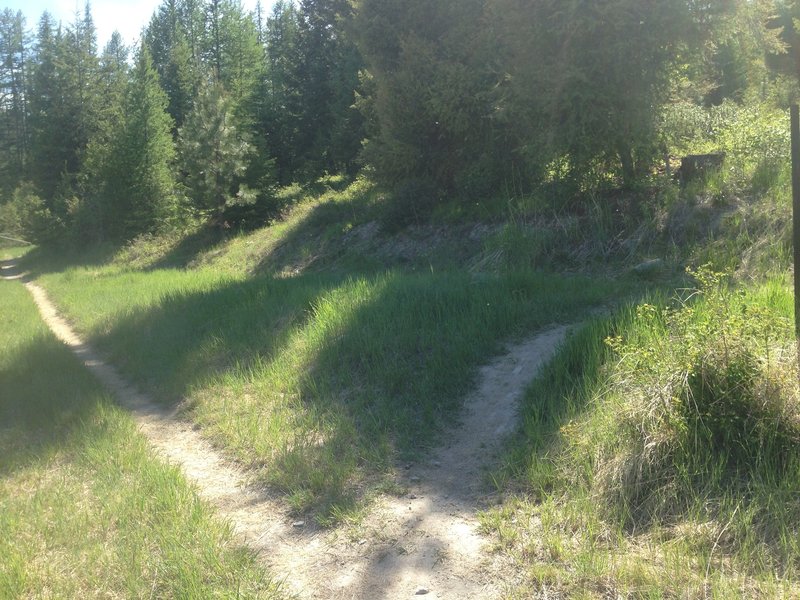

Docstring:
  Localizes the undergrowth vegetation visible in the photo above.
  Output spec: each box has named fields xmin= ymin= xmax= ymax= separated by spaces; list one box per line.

xmin=659 ymin=101 xmax=793 ymax=276
xmin=467 ymin=101 xmax=794 ymax=278
xmin=0 ymin=253 xmax=279 ymax=598
xmin=486 ymin=268 xmax=800 ymax=597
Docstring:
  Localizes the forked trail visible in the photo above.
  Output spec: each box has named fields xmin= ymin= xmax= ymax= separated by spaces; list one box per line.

xmin=2 ymin=260 xmax=568 ymax=599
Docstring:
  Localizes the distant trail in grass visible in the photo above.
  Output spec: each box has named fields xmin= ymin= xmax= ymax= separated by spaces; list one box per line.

xmin=0 ymin=258 xmax=279 ymax=597
xmin=6 ymin=259 xmax=570 ymax=598
xmin=7 ymin=269 xmax=298 ymax=577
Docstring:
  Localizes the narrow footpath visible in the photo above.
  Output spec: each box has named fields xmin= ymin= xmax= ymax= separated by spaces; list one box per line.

xmin=2 ymin=259 xmax=568 ymax=599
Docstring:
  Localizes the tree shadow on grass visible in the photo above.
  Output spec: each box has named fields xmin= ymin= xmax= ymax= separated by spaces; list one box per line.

xmin=84 ymin=262 xmax=618 ymax=517
xmin=142 ymin=176 xmax=370 ymax=274
xmin=16 ymin=243 xmax=119 ymax=279
xmin=145 ymin=223 xmax=228 ymax=271
xmin=0 ymin=332 xmax=111 ymax=477
xmin=252 ymin=182 xmax=387 ymax=277
xmin=96 ymin=272 xmax=346 ymax=404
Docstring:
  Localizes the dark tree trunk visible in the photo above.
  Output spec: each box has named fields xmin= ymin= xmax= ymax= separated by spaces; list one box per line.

xmin=618 ymin=142 xmax=635 ymax=188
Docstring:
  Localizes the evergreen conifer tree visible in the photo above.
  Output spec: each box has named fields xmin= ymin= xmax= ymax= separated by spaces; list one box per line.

xmin=256 ymin=0 xmax=302 ymax=183
xmin=28 ymin=13 xmax=68 ymax=202
xmin=103 ymin=45 xmax=177 ymax=239
xmin=145 ymin=0 xmax=203 ymax=129
xmin=0 ymin=9 xmax=29 ymax=193
xmin=354 ymin=0 xmax=500 ymax=195
xmin=78 ymin=32 xmax=129 ymax=240
xmin=178 ymin=79 xmax=255 ymax=223
xmin=28 ymin=4 xmax=100 ymax=204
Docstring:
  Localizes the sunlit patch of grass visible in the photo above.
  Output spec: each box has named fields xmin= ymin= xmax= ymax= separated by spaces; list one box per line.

xmin=1 ymin=246 xmax=31 ymax=260
xmin=36 ymin=256 xmax=624 ymax=520
xmin=0 ymin=279 xmax=280 ymax=598
xmin=485 ymin=272 xmax=800 ymax=597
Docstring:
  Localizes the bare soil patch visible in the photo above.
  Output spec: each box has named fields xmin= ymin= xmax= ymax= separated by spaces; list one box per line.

xmin=4 ymin=260 xmax=567 ymax=599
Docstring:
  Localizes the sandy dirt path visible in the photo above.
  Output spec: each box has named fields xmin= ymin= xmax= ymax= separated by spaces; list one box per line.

xmin=2 ymin=259 xmax=567 ymax=599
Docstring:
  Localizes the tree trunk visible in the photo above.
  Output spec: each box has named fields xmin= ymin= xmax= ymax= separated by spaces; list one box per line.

xmin=618 ymin=142 xmax=635 ymax=188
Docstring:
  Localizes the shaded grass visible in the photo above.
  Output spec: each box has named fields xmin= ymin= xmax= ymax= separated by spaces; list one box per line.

xmin=34 ymin=257 xmax=626 ymax=519
xmin=0 ymin=278 xmax=280 ymax=598
xmin=485 ymin=275 xmax=800 ymax=597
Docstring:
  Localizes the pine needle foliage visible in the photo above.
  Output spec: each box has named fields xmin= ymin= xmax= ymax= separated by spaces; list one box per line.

xmin=178 ymin=80 xmax=255 ymax=222
xmin=102 ymin=45 xmax=178 ymax=239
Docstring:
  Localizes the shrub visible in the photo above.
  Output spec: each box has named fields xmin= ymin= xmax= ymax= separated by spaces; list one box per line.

xmin=600 ymin=267 xmax=799 ymax=526
xmin=0 ymin=182 xmax=65 ymax=245
xmin=660 ymin=100 xmax=790 ymax=194
xmin=380 ymin=177 xmax=439 ymax=232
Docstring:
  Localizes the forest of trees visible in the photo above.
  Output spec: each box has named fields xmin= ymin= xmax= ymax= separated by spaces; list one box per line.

xmin=0 ymin=0 xmax=797 ymax=244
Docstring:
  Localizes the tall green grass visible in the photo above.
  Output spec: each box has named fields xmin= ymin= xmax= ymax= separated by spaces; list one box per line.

xmin=486 ymin=271 xmax=800 ymax=597
xmin=0 ymin=276 xmax=280 ymax=598
xmin=34 ymin=259 xmax=624 ymax=519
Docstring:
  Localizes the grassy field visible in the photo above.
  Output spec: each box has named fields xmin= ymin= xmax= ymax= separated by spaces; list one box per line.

xmin=484 ymin=272 xmax=800 ymax=597
xmin=31 ymin=262 xmax=623 ymax=520
xmin=0 ymin=249 xmax=280 ymax=598
xmin=16 ymin=182 xmax=632 ymax=520
xmin=10 ymin=163 xmax=798 ymax=596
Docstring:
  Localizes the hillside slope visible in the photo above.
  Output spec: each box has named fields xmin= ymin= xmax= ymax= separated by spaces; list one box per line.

xmin=14 ymin=171 xmax=800 ymax=597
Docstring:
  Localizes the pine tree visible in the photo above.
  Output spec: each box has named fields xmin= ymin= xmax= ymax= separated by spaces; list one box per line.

xmin=166 ymin=32 xmax=200 ymax=128
xmin=256 ymin=0 xmax=302 ymax=183
xmin=254 ymin=0 xmax=265 ymax=44
xmin=354 ymin=0 xmax=501 ymax=195
xmin=178 ymin=79 xmax=254 ymax=222
xmin=294 ymin=0 xmax=364 ymax=176
xmin=0 ymin=9 xmax=29 ymax=193
xmin=145 ymin=0 xmax=203 ymax=128
xmin=60 ymin=4 xmax=101 ymax=182
xmin=103 ymin=45 xmax=177 ymax=239
xmin=493 ymin=0 xmax=699 ymax=186
xmin=28 ymin=4 xmax=101 ymax=204
xmin=78 ymin=32 xmax=129 ymax=240
xmin=254 ymin=0 xmax=364 ymax=183
xmin=28 ymin=13 xmax=67 ymax=202
xmin=355 ymin=0 xmax=710 ymax=194
xmin=96 ymin=33 xmax=128 ymax=137
xmin=201 ymin=0 xmax=263 ymax=113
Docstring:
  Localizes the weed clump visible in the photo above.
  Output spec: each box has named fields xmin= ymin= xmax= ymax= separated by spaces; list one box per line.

xmin=493 ymin=272 xmax=800 ymax=595
xmin=599 ymin=269 xmax=799 ymax=530
xmin=380 ymin=177 xmax=439 ymax=232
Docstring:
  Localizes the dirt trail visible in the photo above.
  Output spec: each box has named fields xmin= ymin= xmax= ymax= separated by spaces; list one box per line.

xmin=2 ymin=259 xmax=568 ymax=599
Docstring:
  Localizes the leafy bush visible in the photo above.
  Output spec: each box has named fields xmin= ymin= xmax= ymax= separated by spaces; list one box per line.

xmin=0 ymin=182 xmax=65 ymax=245
xmin=601 ymin=267 xmax=799 ymax=525
xmin=380 ymin=177 xmax=439 ymax=232
xmin=660 ymin=100 xmax=790 ymax=194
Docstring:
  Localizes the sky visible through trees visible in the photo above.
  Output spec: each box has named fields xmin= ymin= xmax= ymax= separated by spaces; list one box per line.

xmin=3 ymin=0 xmax=276 ymax=47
